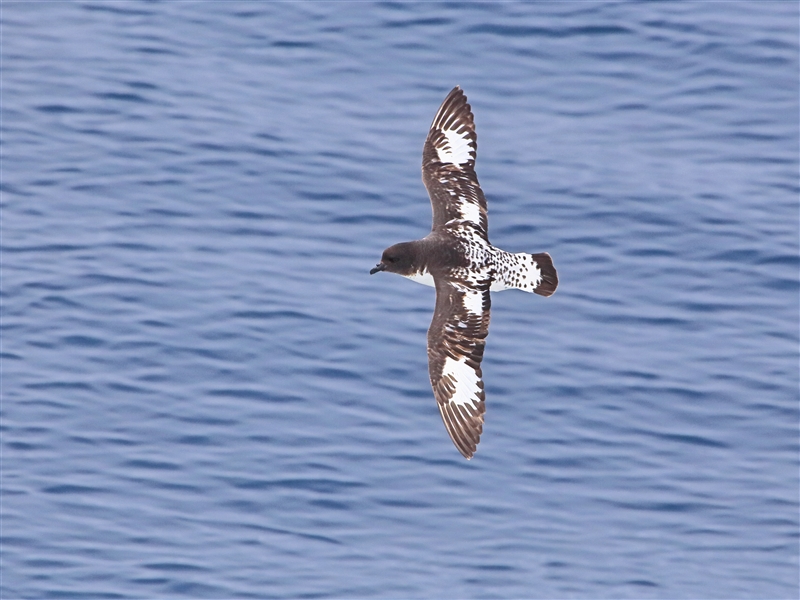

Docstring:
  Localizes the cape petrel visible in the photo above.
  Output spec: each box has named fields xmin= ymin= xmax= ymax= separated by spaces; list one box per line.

xmin=370 ymin=86 xmax=558 ymax=459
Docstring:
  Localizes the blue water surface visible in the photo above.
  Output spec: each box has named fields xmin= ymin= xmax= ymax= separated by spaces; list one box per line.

xmin=2 ymin=2 xmax=798 ymax=598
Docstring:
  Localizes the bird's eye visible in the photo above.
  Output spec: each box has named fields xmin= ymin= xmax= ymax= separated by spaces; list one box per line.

xmin=387 ymin=256 xmax=397 ymax=263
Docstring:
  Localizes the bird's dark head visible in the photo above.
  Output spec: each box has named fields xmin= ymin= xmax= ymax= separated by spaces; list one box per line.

xmin=370 ymin=242 xmax=417 ymax=276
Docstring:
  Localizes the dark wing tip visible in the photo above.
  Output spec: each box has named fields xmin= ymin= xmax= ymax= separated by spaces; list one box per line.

xmin=439 ymin=401 xmax=483 ymax=459
xmin=532 ymin=252 xmax=558 ymax=297
xmin=422 ymin=86 xmax=478 ymax=178
xmin=443 ymin=87 xmax=469 ymax=120
xmin=429 ymin=87 xmax=474 ymax=135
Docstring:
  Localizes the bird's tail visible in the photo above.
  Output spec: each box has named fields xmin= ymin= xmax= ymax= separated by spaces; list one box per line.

xmin=529 ymin=252 xmax=558 ymax=296
xmin=490 ymin=251 xmax=558 ymax=296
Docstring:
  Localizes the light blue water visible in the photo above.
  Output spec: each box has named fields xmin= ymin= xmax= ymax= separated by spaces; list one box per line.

xmin=2 ymin=2 xmax=798 ymax=598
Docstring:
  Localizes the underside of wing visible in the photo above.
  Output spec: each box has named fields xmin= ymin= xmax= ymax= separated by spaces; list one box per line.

xmin=422 ymin=87 xmax=489 ymax=237
xmin=427 ymin=275 xmax=491 ymax=459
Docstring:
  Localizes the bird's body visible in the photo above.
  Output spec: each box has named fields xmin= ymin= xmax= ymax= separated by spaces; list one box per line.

xmin=371 ymin=86 xmax=557 ymax=459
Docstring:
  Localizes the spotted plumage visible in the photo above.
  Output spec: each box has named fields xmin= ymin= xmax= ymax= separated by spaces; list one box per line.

xmin=370 ymin=86 xmax=558 ymax=459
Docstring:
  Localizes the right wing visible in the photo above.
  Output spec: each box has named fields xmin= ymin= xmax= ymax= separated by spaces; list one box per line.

xmin=421 ymin=87 xmax=489 ymax=238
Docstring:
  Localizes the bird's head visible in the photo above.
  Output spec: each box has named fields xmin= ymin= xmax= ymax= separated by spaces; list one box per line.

xmin=370 ymin=242 xmax=416 ymax=276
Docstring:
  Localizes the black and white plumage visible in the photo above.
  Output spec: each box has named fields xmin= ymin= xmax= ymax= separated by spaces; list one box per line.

xmin=370 ymin=86 xmax=558 ymax=459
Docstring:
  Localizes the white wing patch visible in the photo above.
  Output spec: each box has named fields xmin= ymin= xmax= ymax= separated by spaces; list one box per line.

xmin=456 ymin=284 xmax=485 ymax=316
xmin=442 ymin=185 xmax=484 ymax=231
xmin=436 ymin=127 xmax=475 ymax=167
xmin=441 ymin=356 xmax=483 ymax=408
xmin=458 ymin=199 xmax=482 ymax=225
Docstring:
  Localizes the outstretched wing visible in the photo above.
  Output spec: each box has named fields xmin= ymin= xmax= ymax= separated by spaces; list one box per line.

xmin=427 ymin=275 xmax=491 ymax=459
xmin=422 ymin=87 xmax=489 ymax=238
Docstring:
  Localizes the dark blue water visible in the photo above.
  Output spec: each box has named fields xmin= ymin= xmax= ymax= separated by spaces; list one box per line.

xmin=2 ymin=2 xmax=798 ymax=598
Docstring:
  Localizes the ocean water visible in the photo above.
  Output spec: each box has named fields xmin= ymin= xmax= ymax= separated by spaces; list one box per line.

xmin=2 ymin=2 xmax=798 ymax=598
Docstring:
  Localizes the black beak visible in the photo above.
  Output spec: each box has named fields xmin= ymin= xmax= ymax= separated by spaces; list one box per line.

xmin=370 ymin=262 xmax=386 ymax=275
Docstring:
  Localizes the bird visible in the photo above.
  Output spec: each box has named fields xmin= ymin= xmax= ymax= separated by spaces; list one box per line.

xmin=370 ymin=86 xmax=558 ymax=459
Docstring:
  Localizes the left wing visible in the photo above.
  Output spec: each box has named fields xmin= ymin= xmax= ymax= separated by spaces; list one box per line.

xmin=427 ymin=274 xmax=491 ymax=459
